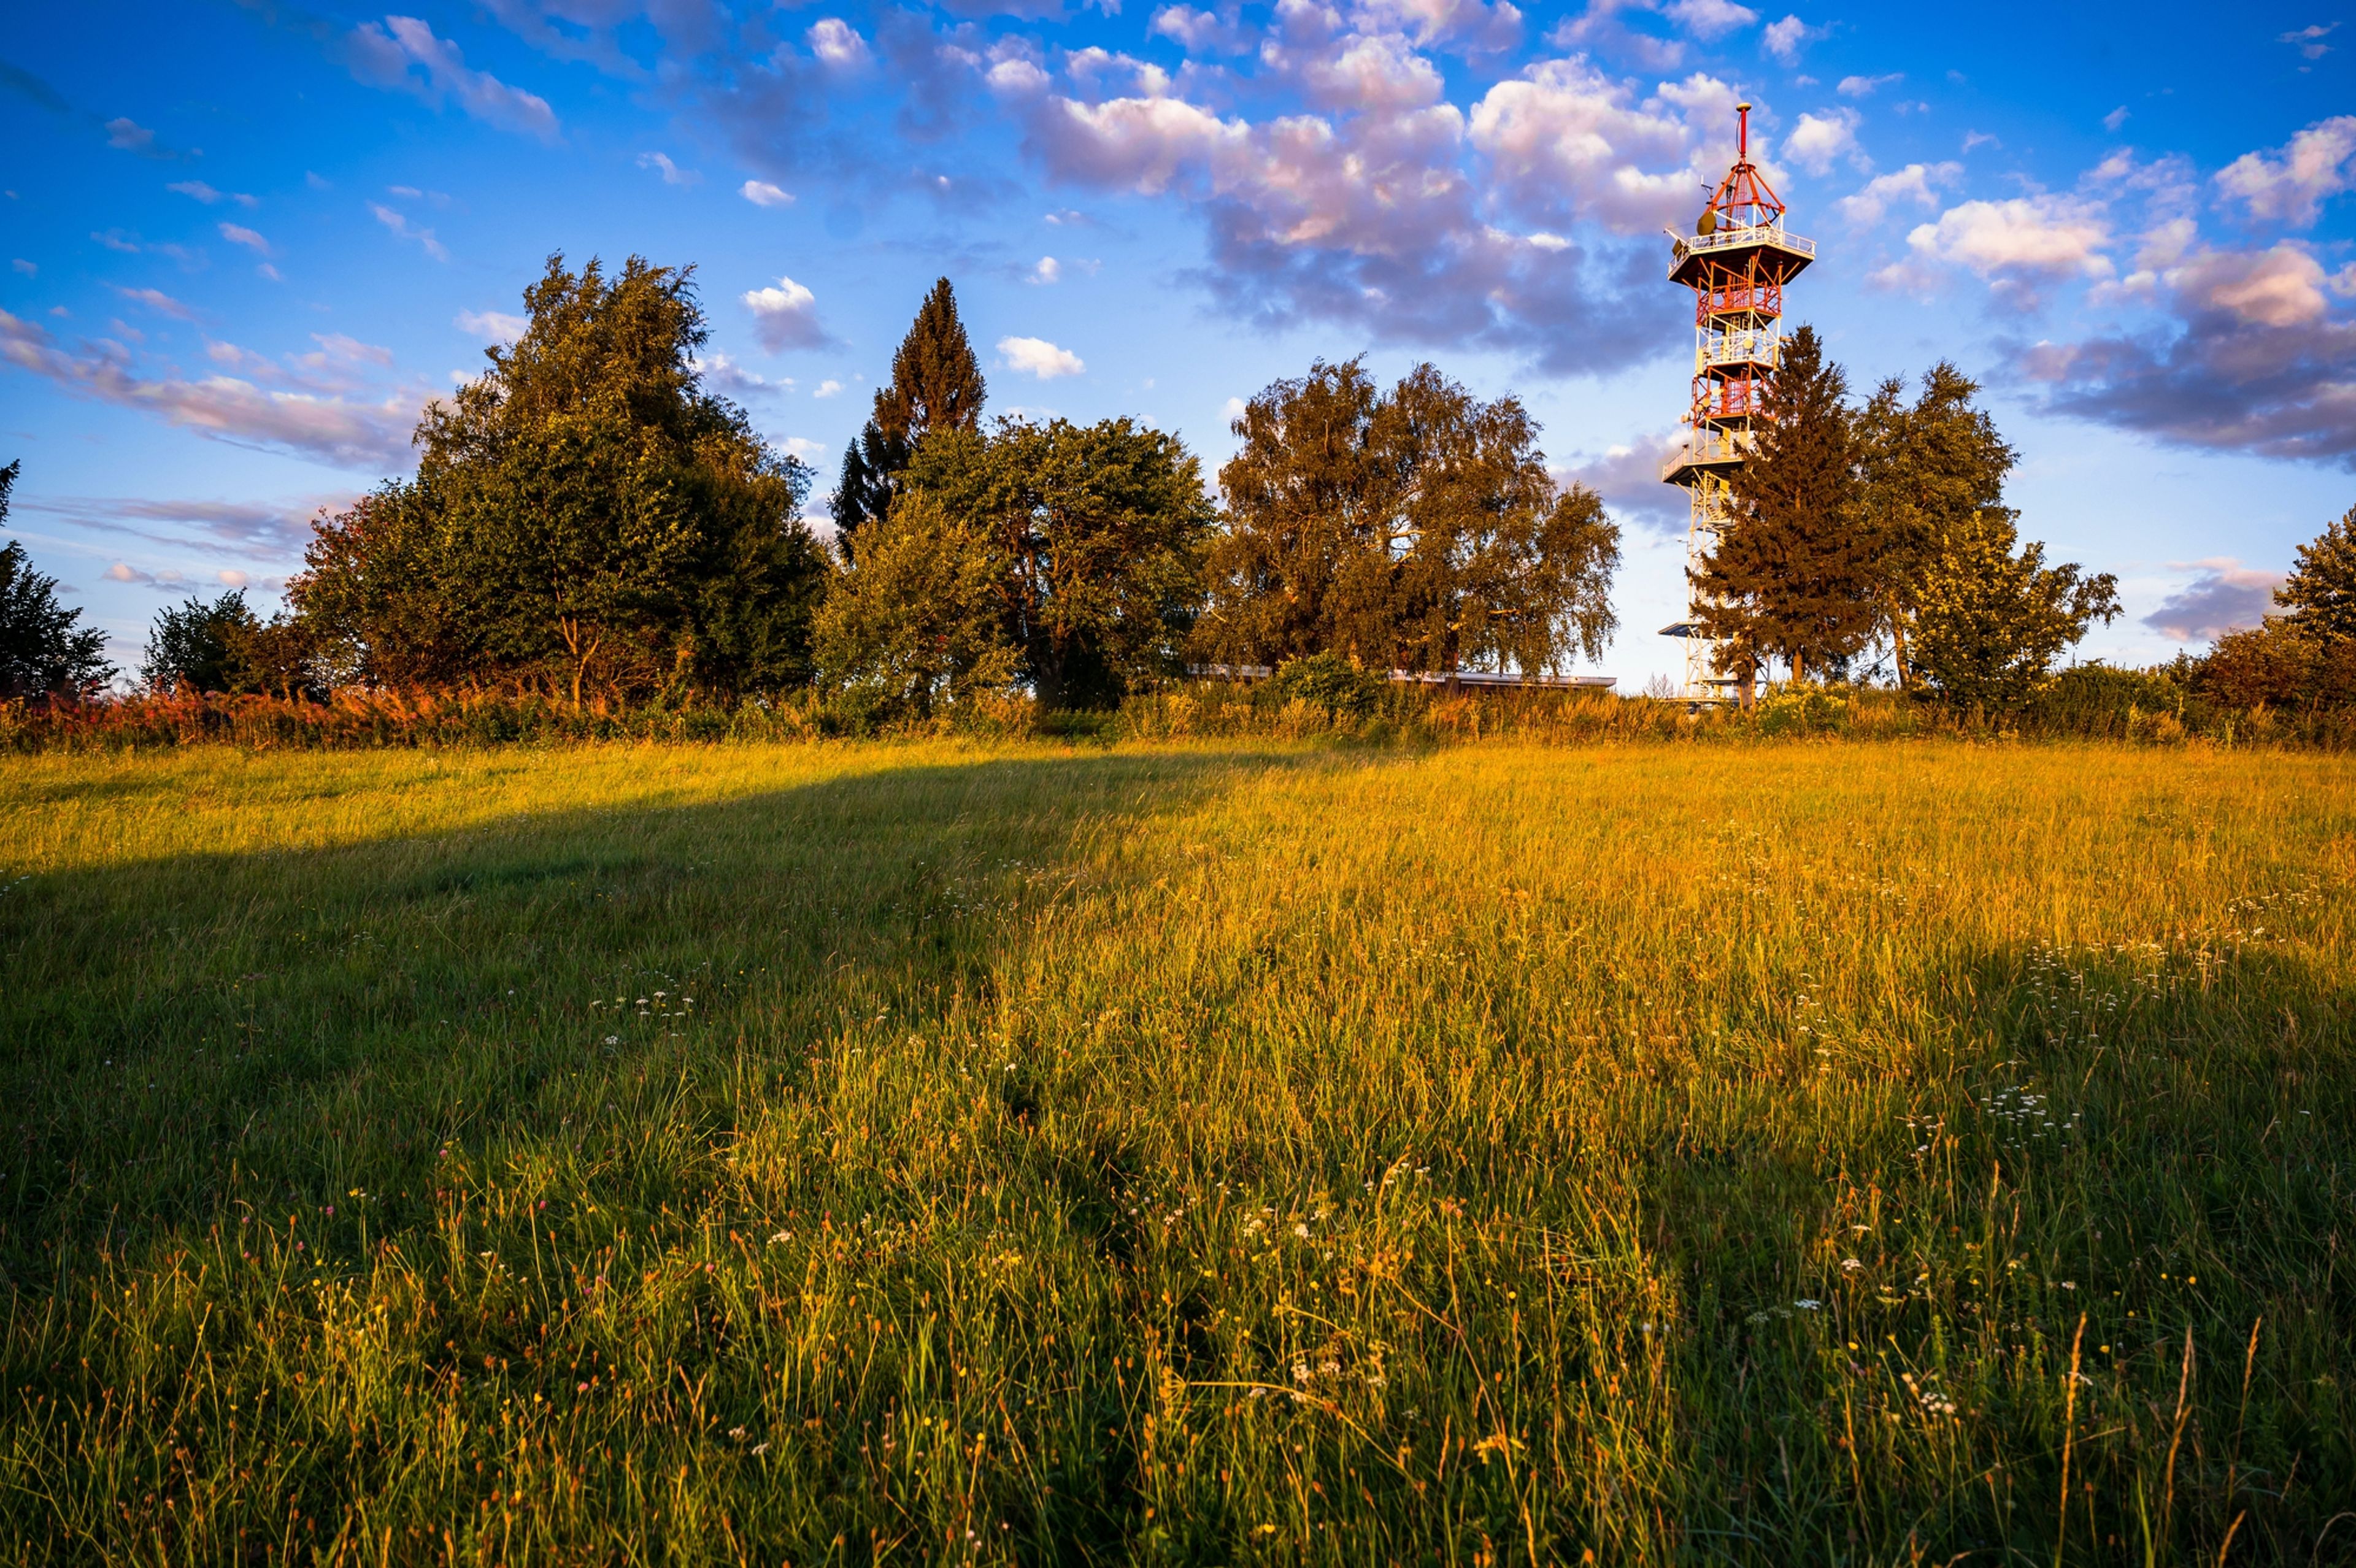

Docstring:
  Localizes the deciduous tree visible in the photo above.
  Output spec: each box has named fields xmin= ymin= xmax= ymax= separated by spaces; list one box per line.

xmin=814 ymin=490 xmax=1017 ymax=719
xmin=141 ymin=589 xmax=260 ymax=696
xmin=0 ymin=461 xmax=115 ymax=699
xmin=1198 ymin=358 xmax=1619 ymax=676
xmin=290 ymin=254 xmax=826 ymax=703
xmin=2276 ymin=504 xmax=2356 ymax=642
xmin=1857 ymin=362 xmax=2018 ymax=686
xmin=1908 ymin=528 xmax=2120 ymax=711
xmin=820 ymin=417 xmax=1212 ymax=712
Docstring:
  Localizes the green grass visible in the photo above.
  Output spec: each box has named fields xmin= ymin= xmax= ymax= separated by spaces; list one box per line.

xmin=2 ymin=738 xmax=2350 ymax=1565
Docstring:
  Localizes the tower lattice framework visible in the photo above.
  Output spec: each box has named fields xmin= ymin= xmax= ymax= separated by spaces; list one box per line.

xmin=1660 ymin=103 xmax=1815 ymax=702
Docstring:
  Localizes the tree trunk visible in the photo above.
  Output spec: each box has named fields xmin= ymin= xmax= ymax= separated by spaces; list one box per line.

xmin=559 ymin=617 xmax=602 ymax=711
xmin=1891 ymin=616 xmax=1913 ymax=690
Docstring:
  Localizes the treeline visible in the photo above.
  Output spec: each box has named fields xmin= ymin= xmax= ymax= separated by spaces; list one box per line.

xmin=0 ymin=255 xmax=2350 ymax=735
xmin=1692 ymin=328 xmax=2121 ymax=707
xmin=52 ymin=259 xmax=1626 ymax=723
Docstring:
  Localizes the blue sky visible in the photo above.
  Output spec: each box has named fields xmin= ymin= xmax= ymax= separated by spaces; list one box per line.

xmin=3 ymin=0 xmax=2352 ymax=687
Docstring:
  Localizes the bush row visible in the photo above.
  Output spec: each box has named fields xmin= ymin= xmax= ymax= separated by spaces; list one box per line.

xmin=6 ymin=662 xmax=2350 ymax=753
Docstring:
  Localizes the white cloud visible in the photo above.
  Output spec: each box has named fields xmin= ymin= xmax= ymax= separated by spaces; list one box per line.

xmin=1150 ymin=4 xmax=1249 ymax=52
xmin=369 ymin=202 xmax=448 ymax=261
xmin=783 ymin=436 xmax=827 ymax=465
xmin=1222 ymin=394 xmax=1247 ymax=421
xmin=741 ymin=180 xmax=794 ymax=207
xmin=1024 ymin=94 xmax=1249 ymax=194
xmin=110 ymin=285 xmax=198 ymax=321
xmin=1349 ymin=0 xmax=1525 ymax=51
xmin=218 ymin=222 xmax=271 ymax=255
xmin=28 ymin=493 xmax=339 ymax=559
xmin=998 ymin=334 xmax=1086 ymax=377
xmin=814 ymin=379 xmax=843 ymax=398
xmin=2169 ymin=242 xmax=2338 ymax=329
xmin=1007 ymin=35 xmax=1733 ymax=371
xmin=742 ymin=277 xmax=833 ymax=351
xmin=455 ymin=308 xmax=527 ymax=342
xmin=1833 ymin=161 xmax=1957 ymax=225
xmin=2102 ymin=106 xmax=2129 ymax=133
xmin=307 ymin=332 xmax=395 ymax=367
xmin=104 ymin=117 xmax=156 ymax=154
xmin=11 ymin=260 xmax=34 ymax=277
xmin=1029 ymin=256 xmax=1063 ymax=283
xmin=168 ymin=180 xmax=258 ymax=208
xmin=2214 ymin=115 xmax=2356 ymax=227
xmin=693 ymin=352 xmax=789 ymax=399
xmin=1836 ymin=72 xmax=1900 ymax=97
xmin=1760 ymin=13 xmax=1820 ymax=63
xmin=2278 ymin=21 xmax=2336 ymax=60
xmin=1665 ymin=0 xmax=1757 ymax=40
xmin=637 ymin=152 xmax=699 ymax=185
xmin=106 ymin=561 xmax=186 ymax=588
xmin=1908 ymin=196 xmax=2111 ymax=279
xmin=1782 ymin=109 xmax=1858 ymax=175
xmin=1469 ymin=57 xmax=1729 ymax=234
xmin=0 ymin=307 xmax=415 ymax=468
xmin=987 ymin=57 xmax=1053 ymax=96
xmin=807 ymin=18 xmax=873 ymax=69
xmin=1298 ymin=33 xmax=1447 ymax=113
xmin=347 ymin=16 xmax=561 ymax=142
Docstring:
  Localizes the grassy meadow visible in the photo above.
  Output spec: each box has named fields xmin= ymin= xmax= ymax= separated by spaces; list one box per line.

xmin=1 ymin=737 xmax=2351 ymax=1564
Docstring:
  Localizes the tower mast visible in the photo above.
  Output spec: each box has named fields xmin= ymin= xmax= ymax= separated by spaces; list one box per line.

xmin=1660 ymin=102 xmax=1815 ymax=703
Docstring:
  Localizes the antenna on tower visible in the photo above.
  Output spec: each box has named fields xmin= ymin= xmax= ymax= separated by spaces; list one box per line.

xmin=1737 ymin=101 xmax=1751 ymax=159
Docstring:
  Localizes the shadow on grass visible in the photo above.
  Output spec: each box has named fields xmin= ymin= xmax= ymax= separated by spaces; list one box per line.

xmin=1614 ymin=933 xmax=2356 ymax=1566
xmin=0 ymin=747 xmax=1303 ymax=1262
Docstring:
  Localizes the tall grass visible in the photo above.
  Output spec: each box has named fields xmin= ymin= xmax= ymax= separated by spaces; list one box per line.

xmin=2 ymin=740 xmax=2350 ymax=1563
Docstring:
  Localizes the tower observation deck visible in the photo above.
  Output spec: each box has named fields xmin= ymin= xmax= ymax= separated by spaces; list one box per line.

xmin=1658 ymin=103 xmax=1814 ymax=701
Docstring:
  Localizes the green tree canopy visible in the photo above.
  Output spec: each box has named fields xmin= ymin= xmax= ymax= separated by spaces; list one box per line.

xmin=831 ymin=279 xmax=987 ymax=553
xmin=1856 ymin=361 xmax=2019 ymax=687
xmin=2186 ymin=504 xmax=2356 ymax=712
xmin=1198 ymin=358 xmax=1619 ymax=675
xmin=0 ymin=461 xmax=116 ymax=700
xmin=1908 ymin=529 xmax=2120 ymax=711
xmin=141 ymin=588 xmax=260 ymax=696
xmin=2276 ymin=504 xmax=2356 ymax=642
xmin=290 ymin=254 xmax=826 ymax=703
xmin=819 ymin=416 xmax=1212 ymax=713
xmin=1693 ymin=325 xmax=1876 ymax=685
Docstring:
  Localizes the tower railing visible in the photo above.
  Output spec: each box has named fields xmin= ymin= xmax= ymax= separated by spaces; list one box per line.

xmin=1671 ymin=225 xmax=1816 ymax=266
xmin=1659 ymin=428 xmax=1754 ymax=480
xmin=1698 ymin=328 xmax=1780 ymax=369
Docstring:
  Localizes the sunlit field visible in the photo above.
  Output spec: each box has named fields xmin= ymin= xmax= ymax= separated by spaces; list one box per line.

xmin=2 ymin=739 xmax=2350 ymax=1565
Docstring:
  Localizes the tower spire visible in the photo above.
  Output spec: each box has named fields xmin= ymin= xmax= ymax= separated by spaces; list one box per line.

xmin=1658 ymin=105 xmax=1816 ymax=704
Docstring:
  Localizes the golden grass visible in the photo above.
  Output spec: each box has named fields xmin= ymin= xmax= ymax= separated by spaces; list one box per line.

xmin=2 ymin=738 xmax=2350 ymax=1564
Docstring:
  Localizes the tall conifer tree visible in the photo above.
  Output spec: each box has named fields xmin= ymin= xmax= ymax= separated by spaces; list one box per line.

xmin=831 ymin=279 xmax=987 ymax=555
xmin=1692 ymin=325 xmax=1876 ymax=686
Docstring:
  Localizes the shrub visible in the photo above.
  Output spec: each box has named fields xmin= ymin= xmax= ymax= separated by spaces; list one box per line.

xmin=1268 ymin=652 xmax=1384 ymax=722
xmin=2027 ymin=663 xmax=2190 ymax=737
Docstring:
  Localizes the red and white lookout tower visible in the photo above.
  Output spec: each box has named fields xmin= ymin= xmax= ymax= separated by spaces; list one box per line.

xmin=1660 ymin=102 xmax=1815 ymax=701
